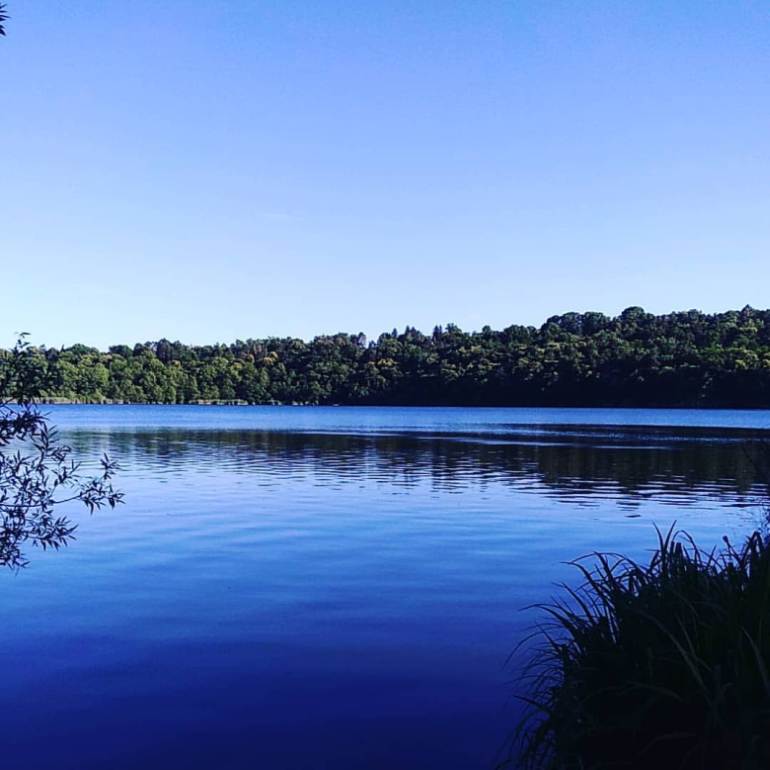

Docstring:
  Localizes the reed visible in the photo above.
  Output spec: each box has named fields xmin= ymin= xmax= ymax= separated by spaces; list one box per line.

xmin=509 ymin=525 xmax=770 ymax=770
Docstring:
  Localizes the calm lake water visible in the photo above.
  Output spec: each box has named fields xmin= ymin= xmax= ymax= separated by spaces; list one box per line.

xmin=2 ymin=406 xmax=770 ymax=769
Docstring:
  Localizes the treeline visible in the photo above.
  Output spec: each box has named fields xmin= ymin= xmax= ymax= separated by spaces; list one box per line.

xmin=4 ymin=306 xmax=770 ymax=407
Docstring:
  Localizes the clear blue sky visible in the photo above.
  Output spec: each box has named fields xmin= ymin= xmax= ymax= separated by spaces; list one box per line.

xmin=2 ymin=1 xmax=769 ymax=348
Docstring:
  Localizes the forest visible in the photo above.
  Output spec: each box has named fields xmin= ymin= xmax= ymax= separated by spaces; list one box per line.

xmin=3 ymin=306 xmax=770 ymax=407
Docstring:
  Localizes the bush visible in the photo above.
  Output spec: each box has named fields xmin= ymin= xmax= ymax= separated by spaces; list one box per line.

xmin=510 ymin=526 xmax=770 ymax=770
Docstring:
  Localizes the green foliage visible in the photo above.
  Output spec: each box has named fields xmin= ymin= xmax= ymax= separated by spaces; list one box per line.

xmin=3 ymin=306 xmax=770 ymax=406
xmin=510 ymin=526 xmax=770 ymax=770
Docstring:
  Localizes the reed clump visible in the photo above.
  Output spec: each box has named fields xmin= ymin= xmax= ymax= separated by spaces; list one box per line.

xmin=512 ymin=526 xmax=770 ymax=770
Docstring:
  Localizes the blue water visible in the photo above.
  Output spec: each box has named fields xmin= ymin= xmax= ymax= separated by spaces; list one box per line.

xmin=2 ymin=406 xmax=770 ymax=769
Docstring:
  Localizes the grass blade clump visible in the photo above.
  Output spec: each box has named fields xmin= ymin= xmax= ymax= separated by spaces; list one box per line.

xmin=510 ymin=526 xmax=770 ymax=770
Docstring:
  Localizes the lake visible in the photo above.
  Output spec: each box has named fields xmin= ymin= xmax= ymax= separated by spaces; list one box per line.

xmin=2 ymin=405 xmax=770 ymax=769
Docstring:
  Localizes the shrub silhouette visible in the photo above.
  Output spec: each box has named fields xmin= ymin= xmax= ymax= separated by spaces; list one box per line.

xmin=510 ymin=526 xmax=770 ymax=770
xmin=0 ymin=336 xmax=122 ymax=568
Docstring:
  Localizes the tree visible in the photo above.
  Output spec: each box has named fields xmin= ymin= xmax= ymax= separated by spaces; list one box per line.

xmin=0 ymin=3 xmax=8 ymax=37
xmin=3 ymin=307 xmax=770 ymax=407
xmin=0 ymin=337 xmax=122 ymax=569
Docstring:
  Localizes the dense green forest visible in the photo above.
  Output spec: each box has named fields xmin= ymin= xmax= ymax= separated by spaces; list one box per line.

xmin=4 ymin=307 xmax=770 ymax=407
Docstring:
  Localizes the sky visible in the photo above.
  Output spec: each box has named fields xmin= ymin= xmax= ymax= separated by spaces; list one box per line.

xmin=1 ymin=1 xmax=769 ymax=349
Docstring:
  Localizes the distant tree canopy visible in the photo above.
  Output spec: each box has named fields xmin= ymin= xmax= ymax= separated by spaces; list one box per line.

xmin=3 ymin=307 xmax=770 ymax=407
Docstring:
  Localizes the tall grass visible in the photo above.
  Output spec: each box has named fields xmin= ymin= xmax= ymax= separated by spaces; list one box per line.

xmin=508 ymin=526 xmax=770 ymax=770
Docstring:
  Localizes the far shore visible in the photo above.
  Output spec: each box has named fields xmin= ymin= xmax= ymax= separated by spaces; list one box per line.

xmin=36 ymin=398 xmax=257 ymax=406
xmin=27 ymin=399 xmax=770 ymax=412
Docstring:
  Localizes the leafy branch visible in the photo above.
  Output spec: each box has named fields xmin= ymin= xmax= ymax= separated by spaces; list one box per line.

xmin=0 ymin=336 xmax=123 ymax=569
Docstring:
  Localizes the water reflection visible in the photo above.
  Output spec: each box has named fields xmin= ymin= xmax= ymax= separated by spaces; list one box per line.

xmin=65 ymin=425 xmax=770 ymax=509
xmin=4 ymin=416 xmax=770 ymax=770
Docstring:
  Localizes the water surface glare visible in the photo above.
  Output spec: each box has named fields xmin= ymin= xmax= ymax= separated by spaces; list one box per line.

xmin=2 ymin=406 xmax=770 ymax=769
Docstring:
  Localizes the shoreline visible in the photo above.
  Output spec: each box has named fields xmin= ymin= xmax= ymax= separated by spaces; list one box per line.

xmin=28 ymin=400 xmax=770 ymax=412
